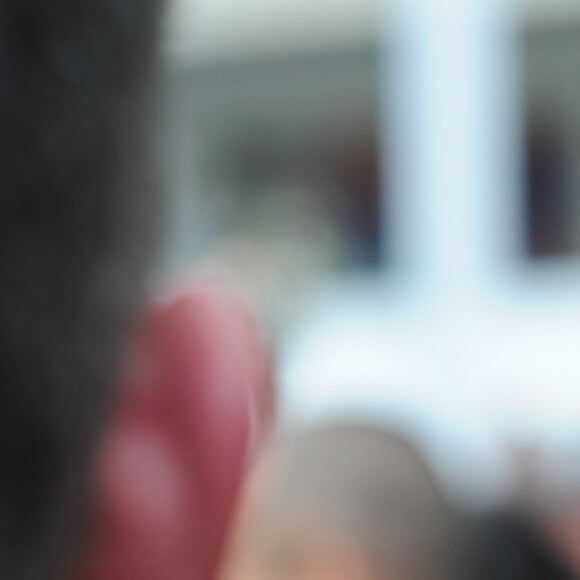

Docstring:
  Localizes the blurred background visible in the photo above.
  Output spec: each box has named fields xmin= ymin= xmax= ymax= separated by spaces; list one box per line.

xmin=158 ymin=0 xmax=580 ymax=522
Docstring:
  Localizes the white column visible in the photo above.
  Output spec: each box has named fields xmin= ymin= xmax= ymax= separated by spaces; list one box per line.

xmin=385 ymin=0 xmax=518 ymax=305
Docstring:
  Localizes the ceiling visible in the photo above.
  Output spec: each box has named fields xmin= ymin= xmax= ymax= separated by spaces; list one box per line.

xmin=165 ymin=0 xmax=380 ymax=63
xmin=162 ymin=0 xmax=580 ymax=64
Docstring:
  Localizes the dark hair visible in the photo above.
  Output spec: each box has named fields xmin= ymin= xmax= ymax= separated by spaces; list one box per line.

xmin=0 ymin=1 xmax=164 ymax=578
xmin=468 ymin=510 xmax=575 ymax=580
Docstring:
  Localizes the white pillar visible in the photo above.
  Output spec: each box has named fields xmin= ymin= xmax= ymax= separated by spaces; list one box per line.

xmin=385 ymin=0 xmax=519 ymax=305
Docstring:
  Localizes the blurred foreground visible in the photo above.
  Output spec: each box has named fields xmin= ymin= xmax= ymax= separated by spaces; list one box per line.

xmin=158 ymin=0 xmax=580 ymax=578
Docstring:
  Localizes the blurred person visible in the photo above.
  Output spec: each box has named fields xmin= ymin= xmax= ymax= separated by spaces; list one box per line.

xmin=498 ymin=444 xmax=580 ymax=577
xmin=540 ymin=491 xmax=580 ymax=576
xmin=221 ymin=422 xmax=464 ymax=580
xmin=0 ymin=2 xmax=267 ymax=580
xmin=469 ymin=508 xmax=575 ymax=580
xmin=525 ymin=113 xmax=572 ymax=257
